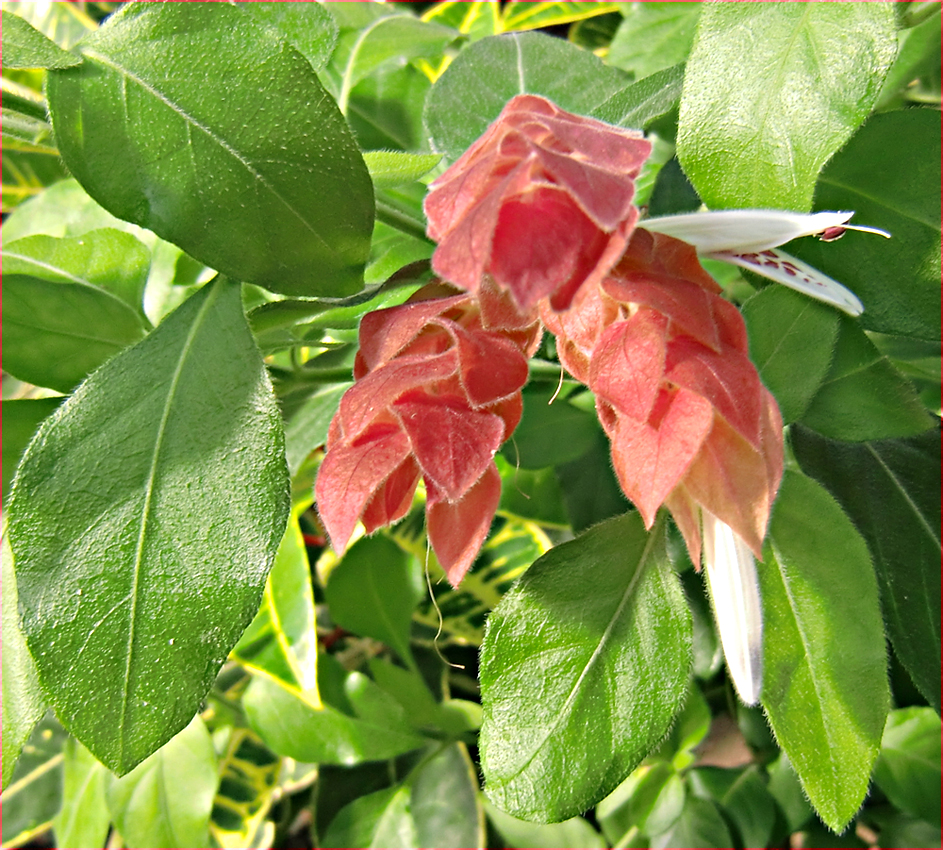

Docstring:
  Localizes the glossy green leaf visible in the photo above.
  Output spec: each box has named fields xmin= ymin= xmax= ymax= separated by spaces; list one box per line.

xmin=591 ymin=63 xmax=684 ymax=130
xmin=677 ymin=3 xmax=897 ymax=209
xmin=792 ymin=109 xmax=941 ymax=341
xmin=232 ymin=514 xmax=319 ymax=706
xmin=243 ymin=657 xmax=426 ymax=765
xmin=480 ymin=513 xmax=691 ymax=821
xmin=484 ymin=799 xmax=606 ymax=849
xmin=761 ymin=470 xmax=890 ymax=831
xmin=1 ymin=9 xmax=81 ymax=68
xmin=502 ymin=385 xmax=599 ymax=470
xmin=799 ymin=315 xmax=933 ymax=441
xmin=791 ymin=425 xmax=941 ymax=712
xmin=688 ymin=765 xmax=778 ymax=850
xmin=607 ymin=3 xmax=700 ymax=79
xmin=554 ymin=429 xmax=629 ymax=533
xmin=873 ymin=707 xmax=942 ymax=826
xmin=596 ymin=761 xmax=684 ymax=845
xmin=501 ymin=2 xmax=620 ymax=32
xmin=7 ymin=279 xmax=290 ymax=774
xmin=347 ymin=62 xmax=432 ymax=152
xmin=3 ymin=228 xmax=151 ymax=313
xmin=2 ymin=273 xmax=147 ymax=393
xmin=329 ymin=14 xmax=458 ymax=114
xmin=425 ymin=31 xmax=630 ymax=162
xmin=46 ymin=2 xmax=374 ymax=298
xmin=325 ymin=535 xmax=424 ymax=668
xmin=363 ymin=151 xmax=442 ymax=189
xmin=742 ymin=286 xmax=840 ymax=423
xmin=284 ymin=383 xmax=350 ymax=476
xmin=322 ymin=784 xmax=416 ymax=849
xmin=239 ymin=1 xmax=338 ymax=71
xmin=411 ymin=743 xmax=484 ymax=849
xmin=106 ymin=716 xmax=218 ymax=850
xmin=53 ymin=738 xmax=111 ymax=850
xmin=1 ymin=535 xmax=47 ymax=790
xmin=0 ymin=713 xmax=66 ymax=848
xmin=1 ymin=397 xmax=62 ymax=505
xmin=649 ymin=795 xmax=733 ymax=850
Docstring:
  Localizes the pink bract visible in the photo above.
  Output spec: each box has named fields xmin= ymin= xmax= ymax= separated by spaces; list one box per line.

xmin=424 ymin=94 xmax=651 ymax=312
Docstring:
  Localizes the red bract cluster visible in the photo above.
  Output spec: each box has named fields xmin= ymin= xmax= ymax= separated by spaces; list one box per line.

xmin=542 ymin=229 xmax=783 ymax=566
xmin=315 ymin=280 xmax=540 ymax=586
xmin=424 ymin=94 xmax=651 ymax=313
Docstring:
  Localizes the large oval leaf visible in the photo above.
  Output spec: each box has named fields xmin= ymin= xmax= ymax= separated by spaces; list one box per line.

xmin=792 ymin=424 xmax=941 ymax=713
xmin=761 ymin=470 xmax=890 ymax=832
xmin=46 ymin=2 xmax=374 ymax=297
xmin=7 ymin=278 xmax=289 ymax=774
xmin=479 ymin=512 xmax=691 ymax=822
xmin=677 ymin=2 xmax=897 ymax=209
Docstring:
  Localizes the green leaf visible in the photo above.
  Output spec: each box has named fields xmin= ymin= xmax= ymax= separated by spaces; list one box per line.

xmin=501 ymin=385 xmax=599 ymax=469
xmin=766 ymin=752 xmax=813 ymax=833
xmin=322 ymin=784 xmax=416 ymax=849
xmin=590 ymin=63 xmax=684 ymax=130
xmin=648 ymin=795 xmax=733 ymax=849
xmin=3 ymin=228 xmax=151 ymax=314
xmin=1 ymin=397 xmax=62 ymax=505
xmin=873 ymin=707 xmax=942 ymax=826
xmin=1 ymin=146 xmax=68 ymax=212
xmin=0 ymin=713 xmax=66 ymax=848
xmin=1 ymin=9 xmax=82 ymax=68
xmin=596 ymin=761 xmax=685 ymax=844
xmin=106 ymin=716 xmax=218 ymax=850
xmin=347 ymin=62 xmax=432 ymax=152
xmin=364 ymin=151 xmax=443 ymax=189
xmin=687 ymin=765 xmax=779 ymax=850
xmin=425 ymin=31 xmax=630 ymax=163
xmin=325 ymin=535 xmax=424 ymax=668
xmin=2 ymin=273 xmax=147 ymax=393
xmin=479 ymin=513 xmax=691 ymax=821
xmin=607 ymin=3 xmax=700 ymax=79
xmin=484 ymin=799 xmax=606 ymax=849
xmin=284 ymin=383 xmax=350 ymax=476
xmin=1 ymin=535 xmax=47 ymax=790
xmin=243 ymin=657 xmax=426 ymax=764
xmin=554 ymin=428 xmax=629 ymax=533
xmin=792 ymin=109 xmax=941 ymax=341
xmin=53 ymin=738 xmax=111 ymax=850
xmin=742 ymin=286 xmax=841 ymax=424
xmin=7 ymin=279 xmax=289 ymax=774
xmin=791 ymin=425 xmax=941 ymax=712
xmin=501 ymin=2 xmax=621 ymax=32
xmin=238 ymin=1 xmax=338 ymax=71
xmin=497 ymin=456 xmax=569 ymax=528
xmin=677 ymin=2 xmax=897 ymax=209
xmin=2 ymin=106 xmax=56 ymax=151
xmin=878 ymin=7 xmax=941 ymax=109
xmin=411 ymin=743 xmax=484 ymax=849
xmin=364 ymin=222 xmax=433 ymax=287
xmin=761 ymin=470 xmax=890 ymax=831
xmin=329 ymin=14 xmax=458 ymax=114
xmin=1 ymin=0 xmax=96 ymax=50
xmin=422 ymin=0 xmax=501 ymax=41
xmin=799 ymin=315 xmax=933 ymax=441
xmin=232 ymin=514 xmax=320 ymax=705
xmin=46 ymin=2 xmax=374 ymax=298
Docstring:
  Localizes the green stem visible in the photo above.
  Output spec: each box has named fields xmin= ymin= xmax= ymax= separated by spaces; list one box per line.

xmin=375 ymin=199 xmax=433 ymax=244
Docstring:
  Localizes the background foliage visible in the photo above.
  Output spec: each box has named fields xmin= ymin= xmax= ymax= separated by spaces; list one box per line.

xmin=1 ymin=2 xmax=940 ymax=848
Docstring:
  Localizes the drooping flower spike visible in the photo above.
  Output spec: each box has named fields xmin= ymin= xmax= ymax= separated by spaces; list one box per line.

xmin=641 ymin=209 xmax=890 ymax=316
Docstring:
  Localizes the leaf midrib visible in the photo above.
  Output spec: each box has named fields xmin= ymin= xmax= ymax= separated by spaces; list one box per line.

xmin=116 ymin=282 xmax=220 ymax=766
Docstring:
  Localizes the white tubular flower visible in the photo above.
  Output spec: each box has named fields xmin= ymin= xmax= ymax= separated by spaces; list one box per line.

xmin=701 ymin=510 xmax=764 ymax=706
xmin=640 ymin=210 xmax=890 ymax=317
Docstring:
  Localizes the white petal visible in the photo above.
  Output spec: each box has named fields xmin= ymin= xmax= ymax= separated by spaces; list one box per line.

xmin=708 ymin=247 xmax=864 ymax=316
xmin=641 ymin=209 xmax=854 ymax=253
xmin=702 ymin=512 xmax=763 ymax=706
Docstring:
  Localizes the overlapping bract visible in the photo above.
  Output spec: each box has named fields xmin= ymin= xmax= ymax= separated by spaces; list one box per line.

xmin=315 ymin=281 xmax=540 ymax=586
xmin=424 ymin=94 xmax=651 ymax=312
xmin=543 ymin=229 xmax=783 ymax=565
